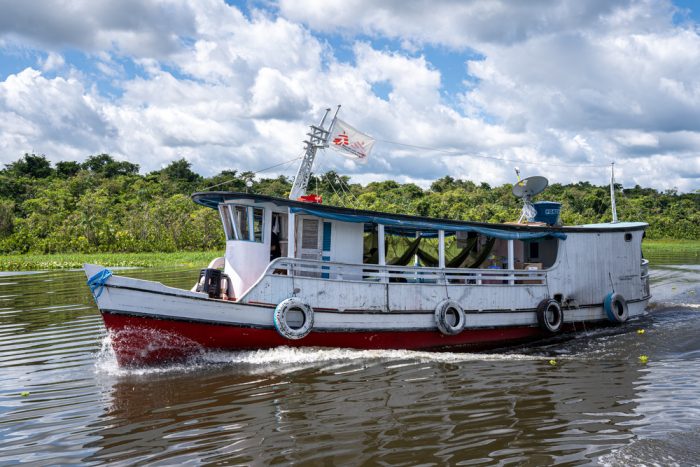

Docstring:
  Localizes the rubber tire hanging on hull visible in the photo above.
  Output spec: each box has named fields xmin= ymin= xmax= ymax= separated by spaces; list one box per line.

xmin=604 ymin=292 xmax=629 ymax=323
xmin=536 ymin=299 xmax=563 ymax=333
xmin=434 ymin=299 xmax=465 ymax=335
xmin=274 ymin=298 xmax=314 ymax=340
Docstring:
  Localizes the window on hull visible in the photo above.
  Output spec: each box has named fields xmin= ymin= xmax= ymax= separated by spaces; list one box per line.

xmin=219 ymin=204 xmax=264 ymax=242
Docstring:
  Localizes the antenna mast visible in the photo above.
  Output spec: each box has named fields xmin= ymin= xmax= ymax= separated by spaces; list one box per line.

xmin=289 ymin=106 xmax=340 ymax=200
xmin=610 ymin=162 xmax=618 ymax=223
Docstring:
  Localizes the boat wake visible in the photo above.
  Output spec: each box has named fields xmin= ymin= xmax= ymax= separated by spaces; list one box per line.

xmin=599 ymin=428 xmax=700 ymax=467
xmin=94 ymin=334 xmax=554 ymax=377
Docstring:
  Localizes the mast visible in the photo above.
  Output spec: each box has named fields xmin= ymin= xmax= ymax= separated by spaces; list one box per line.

xmin=289 ymin=106 xmax=340 ymax=200
xmin=610 ymin=162 xmax=618 ymax=223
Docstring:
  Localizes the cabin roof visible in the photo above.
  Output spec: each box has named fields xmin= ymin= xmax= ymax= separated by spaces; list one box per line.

xmin=192 ymin=191 xmax=647 ymax=238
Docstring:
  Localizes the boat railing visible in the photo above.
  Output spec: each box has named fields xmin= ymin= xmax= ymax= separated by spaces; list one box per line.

xmin=265 ymin=257 xmax=547 ymax=286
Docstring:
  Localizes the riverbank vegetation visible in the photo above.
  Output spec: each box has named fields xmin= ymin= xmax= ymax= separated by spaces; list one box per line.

xmin=1 ymin=251 xmax=222 ymax=271
xmin=1 ymin=153 xmax=698 ymax=261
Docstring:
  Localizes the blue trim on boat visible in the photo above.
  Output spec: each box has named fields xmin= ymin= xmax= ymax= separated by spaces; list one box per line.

xmin=323 ymin=222 xmax=332 ymax=251
xmin=290 ymin=207 xmax=567 ymax=240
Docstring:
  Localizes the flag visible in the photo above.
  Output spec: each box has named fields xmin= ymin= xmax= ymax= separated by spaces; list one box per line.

xmin=327 ymin=119 xmax=375 ymax=162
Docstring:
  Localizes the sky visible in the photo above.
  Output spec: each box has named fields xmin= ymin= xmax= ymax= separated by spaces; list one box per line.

xmin=1 ymin=0 xmax=699 ymax=192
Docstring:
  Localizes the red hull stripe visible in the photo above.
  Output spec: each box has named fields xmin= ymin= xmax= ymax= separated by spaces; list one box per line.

xmin=101 ymin=311 xmax=545 ymax=366
xmin=101 ymin=308 xmax=525 ymax=332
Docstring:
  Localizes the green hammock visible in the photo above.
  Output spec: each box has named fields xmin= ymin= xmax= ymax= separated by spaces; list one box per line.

xmin=364 ymin=235 xmax=423 ymax=266
xmin=365 ymin=233 xmax=495 ymax=269
xmin=388 ymin=237 xmax=422 ymax=266
xmin=466 ymin=237 xmax=495 ymax=268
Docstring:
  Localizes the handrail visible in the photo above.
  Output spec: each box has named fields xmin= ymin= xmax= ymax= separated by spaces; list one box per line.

xmin=263 ymin=257 xmax=547 ymax=286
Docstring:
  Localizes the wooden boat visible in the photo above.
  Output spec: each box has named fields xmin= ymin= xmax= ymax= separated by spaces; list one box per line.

xmin=85 ymin=111 xmax=650 ymax=366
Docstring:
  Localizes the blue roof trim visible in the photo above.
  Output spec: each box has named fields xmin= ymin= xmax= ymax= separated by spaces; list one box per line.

xmin=290 ymin=207 xmax=566 ymax=240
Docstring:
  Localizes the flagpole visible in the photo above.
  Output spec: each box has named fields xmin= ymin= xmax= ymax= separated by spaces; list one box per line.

xmin=326 ymin=104 xmax=342 ymax=143
xmin=289 ymin=108 xmax=332 ymax=200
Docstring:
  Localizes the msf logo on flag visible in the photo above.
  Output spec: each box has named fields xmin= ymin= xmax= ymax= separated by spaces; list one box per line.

xmin=333 ymin=132 xmax=349 ymax=146
xmin=328 ymin=119 xmax=375 ymax=162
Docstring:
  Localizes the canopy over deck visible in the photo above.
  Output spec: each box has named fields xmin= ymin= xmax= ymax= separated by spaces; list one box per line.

xmin=191 ymin=191 xmax=646 ymax=241
xmin=288 ymin=206 xmax=566 ymax=240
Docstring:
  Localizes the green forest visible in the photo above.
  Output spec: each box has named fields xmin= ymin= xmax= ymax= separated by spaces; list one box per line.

xmin=1 ymin=153 xmax=698 ymax=255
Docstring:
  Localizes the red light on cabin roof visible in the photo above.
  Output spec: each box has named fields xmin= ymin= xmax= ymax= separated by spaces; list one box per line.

xmin=298 ymin=194 xmax=323 ymax=204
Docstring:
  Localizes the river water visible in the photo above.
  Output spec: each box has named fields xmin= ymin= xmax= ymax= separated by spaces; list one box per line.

xmin=1 ymin=254 xmax=699 ymax=465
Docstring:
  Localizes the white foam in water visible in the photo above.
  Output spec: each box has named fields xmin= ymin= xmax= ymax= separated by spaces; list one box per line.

xmin=94 ymin=334 xmax=552 ymax=377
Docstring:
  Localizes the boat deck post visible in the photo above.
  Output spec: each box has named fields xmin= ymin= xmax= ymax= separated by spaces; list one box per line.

xmin=287 ymin=210 xmax=296 ymax=258
xmin=378 ymin=224 xmax=387 ymax=283
xmin=507 ymin=239 xmax=515 ymax=285
xmin=438 ymin=230 xmax=445 ymax=269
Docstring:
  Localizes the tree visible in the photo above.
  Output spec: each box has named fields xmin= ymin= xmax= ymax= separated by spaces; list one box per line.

xmin=82 ymin=154 xmax=139 ymax=177
xmin=430 ymin=176 xmax=456 ymax=193
xmin=0 ymin=151 xmax=698 ymax=255
xmin=4 ymin=153 xmax=53 ymax=178
xmin=202 ymin=170 xmax=246 ymax=192
xmin=0 ymin=199 xmax=14 ymax=237
xmin=158 ymin=158 xmax=202 ymax=183
xmin=56 ymin=161 xmax=82 ymax=178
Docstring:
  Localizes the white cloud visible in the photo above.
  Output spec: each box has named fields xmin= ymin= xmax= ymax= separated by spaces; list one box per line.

xmin=249 ymin=67 xmax=310 ymax=119
xmin=0 ymin=68 xmax=114 ymax=158
xmin=39 ymin=52 xmax=64 ymax=72
xmin=0 ymin=0 xmax=698 ymax=192
xmin=277 ymin=0 xmax=637 ymax=48
xmin=0 ymin=0 xmax=196 ymax=58
xmin=614 ymin=130 xmax=659 ymax=148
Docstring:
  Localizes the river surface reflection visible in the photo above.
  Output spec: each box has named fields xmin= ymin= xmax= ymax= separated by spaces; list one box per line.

xmin=1 ymin=255 xmax=699 ymax=465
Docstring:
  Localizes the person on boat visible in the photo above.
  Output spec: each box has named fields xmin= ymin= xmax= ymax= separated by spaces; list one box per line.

xmin=270 ymin=231 xmax=281 ymax=261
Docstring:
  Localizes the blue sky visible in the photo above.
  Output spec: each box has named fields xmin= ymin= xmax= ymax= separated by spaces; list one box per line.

xmin=1 ymin=0 xmax=699 ymax=192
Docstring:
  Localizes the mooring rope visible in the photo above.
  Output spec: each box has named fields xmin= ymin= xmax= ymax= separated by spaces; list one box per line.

xmin=87 ymin=268 xmax=113 ymax=299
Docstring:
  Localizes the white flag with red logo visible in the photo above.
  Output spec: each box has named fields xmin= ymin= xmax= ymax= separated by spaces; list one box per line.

xmin=327 ymin=119 xmax=375 ymax=162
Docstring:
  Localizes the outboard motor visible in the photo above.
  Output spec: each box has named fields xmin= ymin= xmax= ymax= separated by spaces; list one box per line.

xmin=197 ymin=268 xmax=222 ymax=298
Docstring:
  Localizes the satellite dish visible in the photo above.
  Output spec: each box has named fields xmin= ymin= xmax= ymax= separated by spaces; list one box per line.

xmin=512 ymin=175 xmax=549 ymax=223
xmin=512 ymin=176 xmax=548 ymax=199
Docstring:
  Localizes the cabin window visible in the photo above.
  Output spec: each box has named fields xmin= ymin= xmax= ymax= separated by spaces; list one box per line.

xmin=233 ymin=206 xmax=250 ymax=240
xmin=253 ymin=208 xmax=264 ymax=242
xmin=219 ymin=205 xmax=234 ymax=240
xmin=220 ymin=204 xmax=265 ymax=242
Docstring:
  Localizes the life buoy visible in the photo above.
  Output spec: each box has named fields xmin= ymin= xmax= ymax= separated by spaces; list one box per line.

xmin=536 ymin=299 xmax=563 ymax=333
xmin=274 ymin=298 xmax=314 ymax=340
xmin=434 ymin=299 xmax=465 ymax=335
xmin=604 ymin=292 xmax=628 ymax=323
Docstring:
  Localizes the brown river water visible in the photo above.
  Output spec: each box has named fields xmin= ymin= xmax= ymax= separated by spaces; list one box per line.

xmin=1 ymin=252 xmax=699 ymax=465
